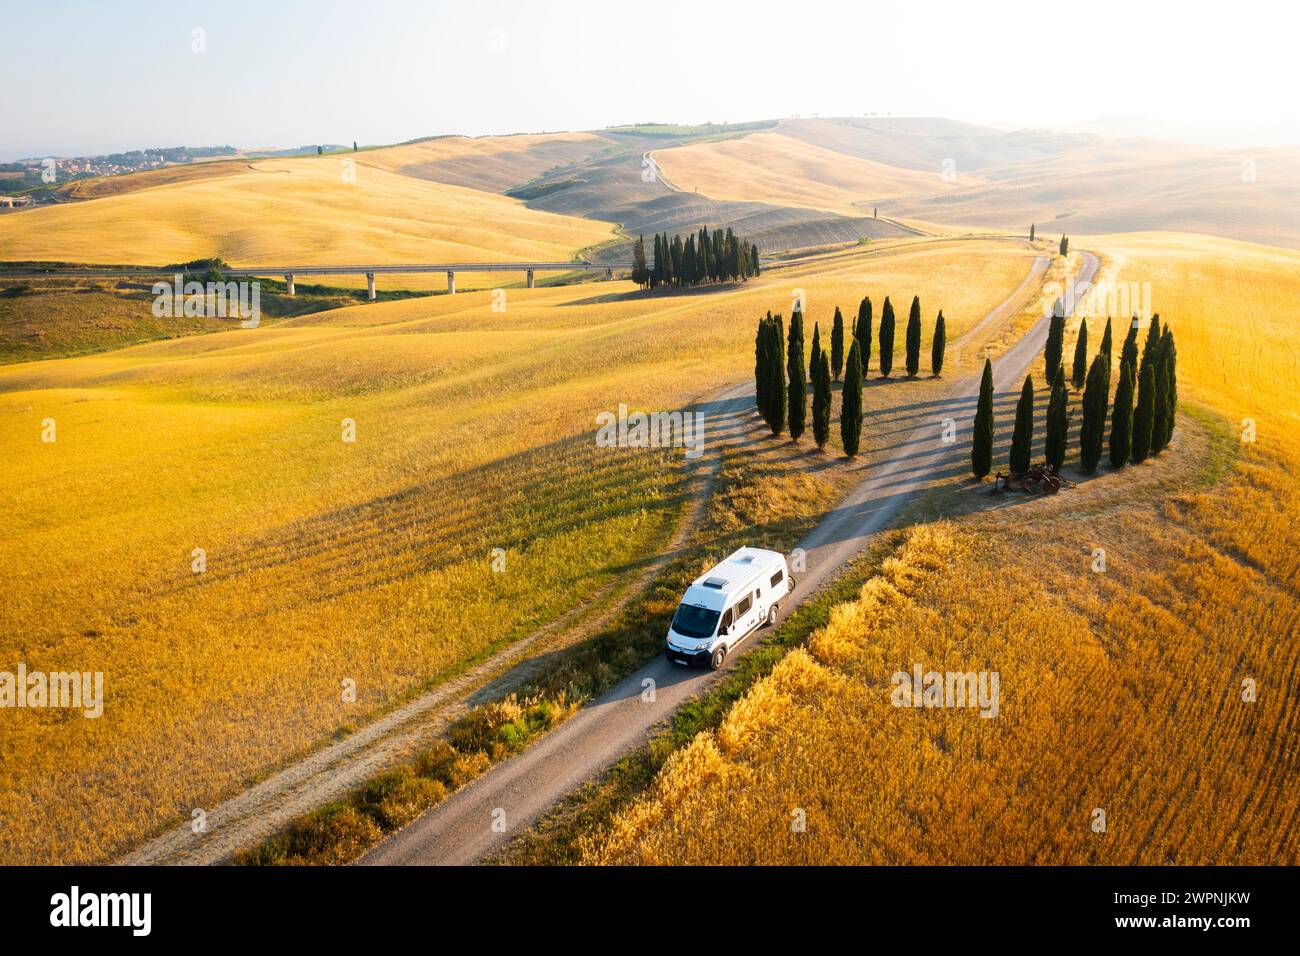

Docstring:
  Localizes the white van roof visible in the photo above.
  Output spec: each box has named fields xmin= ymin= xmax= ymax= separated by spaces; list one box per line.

xmin=680 ymin=547 xmax=786 ymax=611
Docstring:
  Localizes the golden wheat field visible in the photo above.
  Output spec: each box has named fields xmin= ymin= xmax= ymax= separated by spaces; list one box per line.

xmin=0 ymin=156 xmax=613 ymax=291
xmin=0 ymin=238 xmax=1036 ymax=864
xmin=583 ymin=232 xmax=1300 ymax=865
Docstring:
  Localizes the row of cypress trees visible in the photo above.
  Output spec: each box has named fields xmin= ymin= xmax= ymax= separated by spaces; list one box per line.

xmin=632 ymin=227 xmax=760 ymax=289
xmin=972 ymin=314 xmax=1178 ymax=478
xmin=755 ymin=309 xmax=866 ymax=457
xmin=826 ymin=295 xmax=947 ymax=380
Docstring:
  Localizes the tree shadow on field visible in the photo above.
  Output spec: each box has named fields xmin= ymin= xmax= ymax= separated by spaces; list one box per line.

xmin=565 ymin=282 xmax=750 ymax=307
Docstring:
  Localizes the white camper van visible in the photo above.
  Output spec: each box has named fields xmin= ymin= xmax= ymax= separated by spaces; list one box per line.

xmin=665 ymin=547 xmax=793 ymax=669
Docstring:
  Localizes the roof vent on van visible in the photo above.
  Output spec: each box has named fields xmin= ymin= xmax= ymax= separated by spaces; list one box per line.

xmin=735 ymin=556 xmax=754 ymax=564
xmin=702 ymin=577 xmax=727 ymax=588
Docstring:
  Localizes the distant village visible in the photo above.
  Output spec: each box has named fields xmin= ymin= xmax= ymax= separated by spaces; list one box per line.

xmin=0 ymin=144 xmax=343 ymax=208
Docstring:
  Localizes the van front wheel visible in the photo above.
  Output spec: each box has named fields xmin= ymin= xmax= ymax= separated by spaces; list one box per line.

xmin=709 ymin=646 xmax=726 ymax=670
xmin=767 ymin=604 xmax=778 ymax=626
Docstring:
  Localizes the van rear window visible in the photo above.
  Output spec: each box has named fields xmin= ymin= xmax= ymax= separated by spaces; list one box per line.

xmin=770 ymin=569 xmax=784 ymax=587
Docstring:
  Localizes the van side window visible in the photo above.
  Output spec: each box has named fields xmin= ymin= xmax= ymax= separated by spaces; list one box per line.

xmin=720 ymin=608 xmax=733 ymax=630
xmin=735 ymin=594 xmax=752 ymax=616
xmin=770 ymin=569 xmax=784 ymax=588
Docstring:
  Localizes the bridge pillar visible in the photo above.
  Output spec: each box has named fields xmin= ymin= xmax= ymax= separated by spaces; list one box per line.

xmin=447 ymin=270 xmax=456 ymax=295
xmin=526 ymin=268 xmax=534 ymax=289
xmin=284 ymin=274 xmax=295 ymax=296
xmin=366 ymin=272 xmax=376 ymax=301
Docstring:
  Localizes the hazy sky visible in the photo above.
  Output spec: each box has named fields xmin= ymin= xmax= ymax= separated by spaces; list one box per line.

xmin=3 ymin=0 xmax=1294 ymax=160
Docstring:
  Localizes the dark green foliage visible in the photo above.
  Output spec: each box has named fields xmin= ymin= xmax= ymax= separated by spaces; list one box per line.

xmin=810 ymin=321 xmax=821 ymax=377
xmin=1132 ymin=361 xmax=1155 ymax=463
xmin=787 ymin=311 xmax=807 ymax=441
xmin=905 ymin=295 xmax=922 ymax=376
xmin=1108 ymin=359 xmax=1135 ymax=468
xmin=1044 ymin=307 xmax=1065 ymax=380
xmin=1009 ymin=375 xmax=1035 ymax=474
xmin=770 ymin=314 xmax=786 ymax=434
xmin=971 ymin=358 xmax=994 ymax=478
xmin=754 ymin=312 xmax=769 ymax=421
xmin=831 ymin=307 xmax=845 ymax=381
xmin=1100 ymin=316 xmax=1113 ymax=369
xmin=931 ymin=311 xmax=946 ymax=376
xmin=1152 ymin=334 xmax=1170 ymax=455
xmin=1071 ymin=319 xmax=1089 ymax=390
xmin=1044 ymin=370 xmax=1069 ymax=473
xmin=1079 ymin=353 xmax=1109 ymax=472
xmin=840 ymin=340 xmax=863 ymax=457
xmin=878 ymin=296 xmax=896 ymax=377
xmin=1140 ymin=313 xmax=1162 ymax=379
xmin=1029 ymin=223 xmax=1035 ymax=241
xmin=1059 ymin=235 xmax=1069 ymax=256
xmin=1160 ymin=327 xmax=1177 ymax=448
xmin=812 ymin=345 xmax=831 ymax=449
xmin=1121 ymin=314 xmax=1141 ymax=375
xmin=643 ymin=227 xmax=757 ymax=289
xmin=855 ymin=296 xmax=872 ymax=376
xmin=632 ymin=234 xmax=649 ymax=288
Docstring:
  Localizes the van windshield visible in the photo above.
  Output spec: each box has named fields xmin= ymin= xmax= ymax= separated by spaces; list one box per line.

xmin=671 ymin=603 xmax=721 ymax=639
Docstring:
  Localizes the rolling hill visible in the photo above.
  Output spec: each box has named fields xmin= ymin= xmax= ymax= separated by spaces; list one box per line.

xmin=647 ymin=118 xmax=1300 ymax=249
xmin=0 ymin=156 xmax=615 ymax=290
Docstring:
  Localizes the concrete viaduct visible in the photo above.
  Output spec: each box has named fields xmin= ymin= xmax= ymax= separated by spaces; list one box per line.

xmin=0 ymin=261 xmax=635 ymax=298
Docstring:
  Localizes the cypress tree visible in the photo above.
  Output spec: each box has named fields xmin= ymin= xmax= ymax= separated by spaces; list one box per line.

xmin=1071 ymin=319 xmax=1089 ymax=390
xmin=1009 ymin=375 xmax=1035 ymax=474
xmin=931 ymin=311 xmax=946 ymax=376
xmin=754 ymin=315 xmax=768 ymax=419
xmin=767 ymin=316 xmax=786 ymax=435
xmin=971 ymin=358 xmax=995 ymax=478
xmin=1161 ymin=328 xmax=1177 ymax=448
xmin=855 ymin=296 xmax=872 ymax=376
xmin=1044 ymin=308 xmax=1065 ymax=380
xmin=1100 ymin=317 xmax=1113 ymax=370
xmin=1079 ymin=354 xmax=1108 ymax=472
xmin=1121 ymin=317 xmax=1140 ymax=377
xmin=632 ymin=234 xmax=648 ymax=288
xmin=1044 ymin=370 xmax=1069 ymax=473
xmin=751 ymin=243 xmax=761 ymax=276
xmin=1151 ymin=338 xmax=1169 ymax=455
xmin=878 ymin=296 xmax=896 ymax=377
xmin=812 ymin=346 xmax=831 ymax=450
xmin=811 ymin=321 xmax=821 ymax=377
xmin=905 ymin=296 xmax=922 ymax=376
xmin=1108 ymin=359 xmax=1135 ymax=468
xmin=1132 ymin=361 xmax=1155 ymax=464
xmin=1029 ymin=223 xmax=1035 ymax=241
xmin=787 ymin=311 xmax=807 ymax=442
xmin=831 ymin=307 xmax=845 ymax=381
xmin=841 ymin=339 xmax=864 ymax=457
xmin=1059 ymin=235 xmax=1069 ymax=256
xmin=1140 ymin=313 xmax=1162 ymax=380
